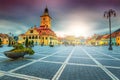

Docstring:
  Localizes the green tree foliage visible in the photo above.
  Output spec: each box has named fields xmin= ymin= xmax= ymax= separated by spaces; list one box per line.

xmin=0 ymin=38 xmax=2 ymax=45
xmin=13 ymin=43 xmax=24 ymax=49
xmin=31 ymin=40 xmax=34 ymax=47
xmin=11 ymin=43 xmax=35 ymax=55
xmin=25 ymin=37 xmax=29 ymax=48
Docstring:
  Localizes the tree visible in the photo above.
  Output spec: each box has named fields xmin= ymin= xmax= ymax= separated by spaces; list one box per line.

xmin=8 ymin=33 xmax=14 ymax=47
xmin=8 ymin=37 xmax=11 ymax=46
xmin=25 ymin=37 xmax=29 ymax=48
xmin=0 ymin=38 xmax=2 ymax=46
xmin=31 ymin=40 xmax=34 ymax=47
xmin=104 ymin=9 xmax=116 ymax=50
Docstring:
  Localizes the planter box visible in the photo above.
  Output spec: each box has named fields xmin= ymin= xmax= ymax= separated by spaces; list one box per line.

xmin=4 ymin=51 xmax=26 ymax=59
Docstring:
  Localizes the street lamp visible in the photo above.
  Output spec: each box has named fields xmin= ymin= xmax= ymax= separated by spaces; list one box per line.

xmin=104 ymin=9 xmax=116 ymax=50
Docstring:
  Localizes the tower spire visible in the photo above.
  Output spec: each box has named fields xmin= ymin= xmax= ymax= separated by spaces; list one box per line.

xmin=44 ymin=7 xmax=49 ymax=15
xmin=43 ymin=0 xmax=49 ymax=15
xmin=40 ymin=0 xmax=51 ymax=28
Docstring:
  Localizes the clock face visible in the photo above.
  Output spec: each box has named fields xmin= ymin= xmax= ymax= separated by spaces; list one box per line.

xmin=43 ymin=18 xmax=46 ymax=20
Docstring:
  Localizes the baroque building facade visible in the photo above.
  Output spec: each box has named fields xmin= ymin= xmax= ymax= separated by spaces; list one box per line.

xmin=0 ymin=33 xmax=9 ymax=45
xmin=18 ymin=7 xmax=58 ymax=46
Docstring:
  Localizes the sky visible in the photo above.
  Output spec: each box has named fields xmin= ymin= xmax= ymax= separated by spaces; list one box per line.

xmin=0 ymin=0 xmax=120 ymax=37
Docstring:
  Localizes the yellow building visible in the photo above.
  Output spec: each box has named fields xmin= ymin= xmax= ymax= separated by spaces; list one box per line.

xmin=63 ymin=36 xmax=81 ymax=45
xmin=116 ymin=32 xmax=120 ymax=46
xmin=40 ymin=7 xmax=51 ymax=29
xmin=99 ymin=34 xmax=109 ymax=46
xmin=18 ymin=7 xmax=58 ymax=46
xmin=85 ymin=34 xmax=109 ymax=46
xmin=116 ymin=36 xmax=120 ymax=46
xmin=0 ymin=33 xmax=9 ymax=45
xmin=85 ymin=34 xmax=98 ymax=46
xmin=18 ymin=26 xmax=40 ymax=45
xmin=96 ymin=35 xmax=103 ymax=46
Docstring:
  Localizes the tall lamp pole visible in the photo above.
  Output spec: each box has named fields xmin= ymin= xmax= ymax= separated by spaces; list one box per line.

xmin=104 ymin=9 xmax=116 ymax=50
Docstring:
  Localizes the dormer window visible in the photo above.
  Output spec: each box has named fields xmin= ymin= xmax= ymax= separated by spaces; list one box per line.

xmin=30 ymin=30 xmax=33 ymax=33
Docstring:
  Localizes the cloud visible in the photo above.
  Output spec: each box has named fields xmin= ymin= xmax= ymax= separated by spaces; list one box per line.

xmin=54 ymin=9 xmax=99 ymax=37
xmin=0 ymin=20 xmax=28 ymax=35
xmin=54 ymin=8 xmax=120 ymax=37
xmin=0 ymin=0 xmax=120 ymax=37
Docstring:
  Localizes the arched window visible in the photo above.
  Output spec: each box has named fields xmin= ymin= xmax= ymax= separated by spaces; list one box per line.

xmin=29 ymin=36 xmax=31 ymax=39
xmin=35 ymin=36 xmax=37 ymax=39
xmin=32 ymin=36 xmax=34 ymax=39
xmin=39 ymin=36 xmax=41 ymax=39
xmin=46 ymin=37 xmax=48 ymax=40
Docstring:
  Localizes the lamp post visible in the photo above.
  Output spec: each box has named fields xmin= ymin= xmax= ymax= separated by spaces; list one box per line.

xmin=104 ymin=9 xmax=116 ymax=50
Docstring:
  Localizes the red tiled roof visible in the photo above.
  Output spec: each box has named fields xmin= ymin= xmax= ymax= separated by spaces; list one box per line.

xmin=37 ymin=26 xmax=56 ymax=37
xmin=0 ymin=33 xmax=8 ymax=38
xmin=110 ymin=32 xmax=120 ymax=38
xmin=19 ymin=34 xmax=25 ymax=36
xmin=96 ymin=35 xmax=103 ymax=40
xmin=101 ymin=34 xmax=109 ymax=39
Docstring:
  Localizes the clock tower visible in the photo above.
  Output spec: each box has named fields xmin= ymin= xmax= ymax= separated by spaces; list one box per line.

xmin=40 ymin=7 xmax=51 ymax=29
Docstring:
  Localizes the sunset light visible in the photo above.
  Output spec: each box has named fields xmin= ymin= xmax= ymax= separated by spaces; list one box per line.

xmin=0 ymin=0 xmax=120 ymax=80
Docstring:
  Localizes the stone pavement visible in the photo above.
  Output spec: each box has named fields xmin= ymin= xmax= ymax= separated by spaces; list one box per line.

xmin=0 ymin=46 xmax=120 ymax=80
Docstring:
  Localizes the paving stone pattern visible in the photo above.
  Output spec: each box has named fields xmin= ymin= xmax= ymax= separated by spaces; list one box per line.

xmin=0 ymin=45 xmax=120 ymax=80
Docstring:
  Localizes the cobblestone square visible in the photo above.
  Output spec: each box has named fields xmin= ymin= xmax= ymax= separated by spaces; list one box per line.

xmin=0 ymin=46 xmax=120 ymax=80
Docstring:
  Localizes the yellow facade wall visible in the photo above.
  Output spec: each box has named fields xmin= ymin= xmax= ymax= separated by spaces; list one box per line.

xmin=116 ymin=36 xmax=120 ymax=46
